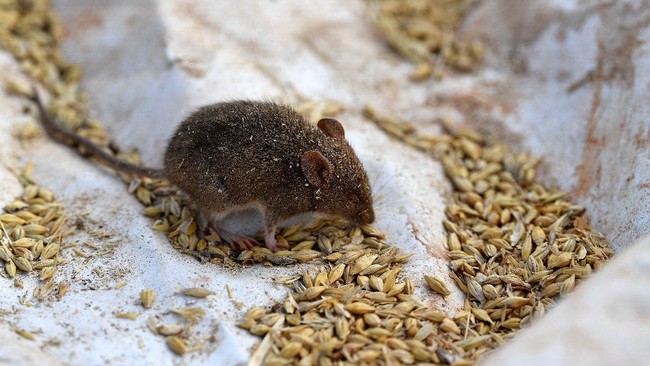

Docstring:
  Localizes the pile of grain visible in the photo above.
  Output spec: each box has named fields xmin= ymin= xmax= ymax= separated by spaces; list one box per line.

xmin=368 ymin=0 xmax=484 ymax=80
xmin=0 ymin=164 xmax=71 ymax=305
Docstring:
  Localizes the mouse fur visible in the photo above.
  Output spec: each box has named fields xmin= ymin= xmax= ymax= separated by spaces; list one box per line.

xmin=34 ymin=93 xmax=374 ymax=252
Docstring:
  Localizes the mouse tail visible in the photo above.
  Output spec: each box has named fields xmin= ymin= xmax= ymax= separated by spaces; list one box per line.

xmin=30 ymin=89 xmax=166 ymax=179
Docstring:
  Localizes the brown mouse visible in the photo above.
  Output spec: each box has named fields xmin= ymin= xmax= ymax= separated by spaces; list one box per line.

xmin=32 ymin=92 xmax=375 ymax=252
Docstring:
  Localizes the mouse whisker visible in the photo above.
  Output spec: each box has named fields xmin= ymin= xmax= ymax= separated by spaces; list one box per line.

xmin=370 ymin=172 xmax=394 ymax=205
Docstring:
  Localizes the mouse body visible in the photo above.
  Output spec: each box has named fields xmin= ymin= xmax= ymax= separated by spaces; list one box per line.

xmin=34 ymin=94 xmax=374 ymax=251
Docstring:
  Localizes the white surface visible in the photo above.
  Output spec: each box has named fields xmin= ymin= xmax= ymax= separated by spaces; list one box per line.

xmin=0 ymin=0 xmax=648 ymax=365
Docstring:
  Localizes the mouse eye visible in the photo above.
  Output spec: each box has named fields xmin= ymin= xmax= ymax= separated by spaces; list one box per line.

xmin=352 ymin=194 xmax=361 ymax=204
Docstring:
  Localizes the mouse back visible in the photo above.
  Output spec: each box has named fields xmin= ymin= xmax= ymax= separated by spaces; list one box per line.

xmin=164 ymin=101 xmax=374 ymax=226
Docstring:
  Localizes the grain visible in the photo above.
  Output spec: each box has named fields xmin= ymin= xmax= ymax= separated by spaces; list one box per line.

xmin=157 ymin=324 xmax=184 ymax=336
xmin=14 ymin=327 xmax=36 ymax=341
xmin=424 ymin=275 xmax=451 ymax=297
xmin=58 ymin=282 xmax=69 ymax=297
xmin=14 ymin=257 xmax=32 ymax=272
xmin=179 ymin=287 xmax=213 ymax=298
xmin=170 ymin=307 xmax=206 ymax=324
xmin=344 ymin=302 xmax=376 ymax=315
xmin=140 ymin=289 xmax=156 ymax=309
xmin=115 ymin=312 xmax=138 ymax=320
xmin=166 ymin=336 xmax=187 ymax=355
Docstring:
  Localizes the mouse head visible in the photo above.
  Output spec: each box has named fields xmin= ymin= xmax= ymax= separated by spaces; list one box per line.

xmin=301 ymin=118 xmax=375 ymax=225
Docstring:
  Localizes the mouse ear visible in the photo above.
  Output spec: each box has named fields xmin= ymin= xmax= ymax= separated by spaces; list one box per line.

xmin=317 ymin=118 xmax=345 ymax=139
xmin=301 ymin=150 xmax=334 ymax=188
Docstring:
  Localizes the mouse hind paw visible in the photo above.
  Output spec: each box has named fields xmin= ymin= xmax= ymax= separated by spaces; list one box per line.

xmin=231 ymin=236 xmax=259 ymax=251
xmin=203 ymin=222 xmax=259 ymax=251
xmin=264 ymin=226 xmax=287 ymax=252
xmin=218 ymin=229 xmax=259 ymax=251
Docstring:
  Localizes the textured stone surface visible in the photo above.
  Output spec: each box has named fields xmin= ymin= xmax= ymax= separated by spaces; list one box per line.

xmin=460 ymin=0 xmax=650 ymax=252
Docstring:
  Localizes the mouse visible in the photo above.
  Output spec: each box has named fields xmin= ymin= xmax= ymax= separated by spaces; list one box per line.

xmin=31 ymin=92 xmax=375 ymax=252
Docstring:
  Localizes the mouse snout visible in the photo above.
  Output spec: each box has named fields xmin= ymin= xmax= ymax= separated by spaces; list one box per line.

xmin=357 ymin=208 xmax=375 ymax=225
